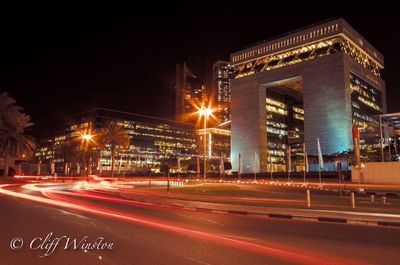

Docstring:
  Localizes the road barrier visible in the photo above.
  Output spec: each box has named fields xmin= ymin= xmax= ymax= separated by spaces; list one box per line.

xmin=351 ymin=192 xmax=356 ymax=208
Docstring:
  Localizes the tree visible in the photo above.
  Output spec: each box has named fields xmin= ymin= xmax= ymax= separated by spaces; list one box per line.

xmin=98 ymin=121 xmax=130 ymax=177
xmin=85 ymin=146 xmax=100 ymax=175
xmin=160 ymin=155 xmax=177 ymax=175
xmin=63 ymin=138 xmax=83 ymax=175
xmin=0 ymin=92 xmax=37 ymax=176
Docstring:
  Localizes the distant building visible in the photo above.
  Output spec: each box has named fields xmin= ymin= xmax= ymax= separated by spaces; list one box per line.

xmin=175 ymin=62 xmax=207 ymax=124
xmin=212 ymin=61 xmax=234 ymax=123
xmin=197 ymin=127 xmax=231 ymax=173
xmin=35 ymin=108 xmax=198 ymax=174
xmin=197 ymin=128 xmax=230 ymax=158
xmin=35 ymin=108 xmax=233 ymax=175
xmin=230 ymin=18 xmax=386 ymax=173
xmin=34 ymin=133 xmax=66 ymax=174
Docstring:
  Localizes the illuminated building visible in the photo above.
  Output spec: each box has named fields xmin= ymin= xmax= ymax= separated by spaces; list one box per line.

xmin=196 ymin=128 xmax=231 ymax=173
xmin=35 ymin=108 xmax=232 ymax=175
xmin=35 ymin=133 xmax=67 ymax=173
xmin=197 ymin=127 xmax=231 ymax=172
xmin=175 ymin=62 xmax=207 ymax=124
xmin=230 ymin=18 xmax=386 ymax=173
xmin=265 ymin=89 xmax=304 ymax=172
xmin=212 ymin=61 xmax=235 ymax=123
xmin=36 ymin=108 xmax=198 ymax=174
xmin=197 ymin=128 xmax=231 ymax=157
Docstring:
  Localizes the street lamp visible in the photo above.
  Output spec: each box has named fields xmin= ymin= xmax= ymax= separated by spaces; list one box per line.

xmin=81 ymin=132 xmax=93 ymax=142
xmin=197 ymin=105 xmax=213 ymax=183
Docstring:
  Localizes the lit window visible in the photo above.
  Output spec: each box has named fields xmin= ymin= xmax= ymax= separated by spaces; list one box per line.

xmin=292 ymin=107 xmax=304 ymax=114
xmin=293 ymin=113 xmax=304 ymax=121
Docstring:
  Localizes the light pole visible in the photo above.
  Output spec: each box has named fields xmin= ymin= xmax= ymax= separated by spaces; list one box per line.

xmin=198 ymin=105 xmax=212 ymax=183
xmin=80 ymin=131 xmax=94 ymax=178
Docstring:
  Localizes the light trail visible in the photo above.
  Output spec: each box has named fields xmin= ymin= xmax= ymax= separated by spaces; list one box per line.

xmin=185 ymin=178 xmax=400 ymax=191
xmin=13 ymin=172 xmax=400 ymax=191
xmin=0 ymin=184 xmax=372 ymax=265
xmin=23 ymin=180 xmax=304 ymax=207
xmin=108 ymin=187 xmax=305 ymax=205
xmin=68 ymin=180 xmax=305 ymax=205
xmin=21 ymin=183 xmax=289 ymax=219
xmin=19 ymin=180 xmax=400 ymax=218
xmin=23 ymin=183 xmax=174 ymax=210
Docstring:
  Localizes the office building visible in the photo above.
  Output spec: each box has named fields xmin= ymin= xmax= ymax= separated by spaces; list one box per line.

xmin=35 ymin=108 xmax=198 ymax=174
xmin=175 ymin=62 xmax=207 ymax=124
xmin=212 ymin=61 xmax=235 ymax=123
xmin=230 ymin=18 xmax=386 ymax=173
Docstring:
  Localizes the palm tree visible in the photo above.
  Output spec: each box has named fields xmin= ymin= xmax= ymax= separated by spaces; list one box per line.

xmin=0 ymin=92 xmax=22 ymax=129
xmin=98 ymin=121 xmax=130 ymax=177
xmin=0 ymin=129 xmax=37 ymax=176
xmin=63 ymin=138 xmax=83 ymax=175
xmin=63 ymin=136 xmax=100 ymax=176
xmin=0 ymin=92 xmax=37 ymax=176
xmin=86 ymin=146 xmax=100 ymax=175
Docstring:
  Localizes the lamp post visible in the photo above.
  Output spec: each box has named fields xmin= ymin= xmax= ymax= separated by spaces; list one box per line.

xmin=198 ymin=105 xmax=212 ymax=183
xmin=80 ymin=131 xmax=94 ymax=178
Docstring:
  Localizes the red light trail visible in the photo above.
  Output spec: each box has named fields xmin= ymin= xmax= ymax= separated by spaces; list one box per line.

xmin=0 ymin=183 xmax=374 ymax=265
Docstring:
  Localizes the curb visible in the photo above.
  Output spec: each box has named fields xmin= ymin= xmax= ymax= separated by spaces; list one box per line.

xmin=119 ymin=192 xmax=400 ymax=228
xmin=181 ymin=205 xmax=400 ymax=228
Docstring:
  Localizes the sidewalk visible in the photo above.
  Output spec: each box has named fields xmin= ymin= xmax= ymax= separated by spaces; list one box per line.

xmin=119 ymin=190 xmax=400 ymax=228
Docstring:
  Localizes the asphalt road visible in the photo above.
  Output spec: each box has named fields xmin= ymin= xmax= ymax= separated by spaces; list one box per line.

xmin=0 ymin=183 xmax=399 ymax=265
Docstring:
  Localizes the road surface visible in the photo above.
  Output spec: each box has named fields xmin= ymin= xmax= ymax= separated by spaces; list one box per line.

xmin=0 ymin=182 xmax=399 ymax=265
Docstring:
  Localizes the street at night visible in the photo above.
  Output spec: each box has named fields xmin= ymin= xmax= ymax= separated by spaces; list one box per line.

xmin=2 ymin=2 xmax=400 ymax=264
xmin=1 ymin=179 xmax=400 ymax=265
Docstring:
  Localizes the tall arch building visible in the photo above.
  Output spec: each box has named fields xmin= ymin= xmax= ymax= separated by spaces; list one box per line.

xmin=230 ymin=18 xmax=386 ymax=173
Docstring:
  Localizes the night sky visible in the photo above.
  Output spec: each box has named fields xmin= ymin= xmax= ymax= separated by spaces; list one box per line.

xmin=1 ymin=2 xmax=399 ymax=138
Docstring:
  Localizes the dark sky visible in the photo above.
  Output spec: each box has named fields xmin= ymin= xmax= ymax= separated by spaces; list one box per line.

xmin=1 ymin=1 xmax=399 ymax=138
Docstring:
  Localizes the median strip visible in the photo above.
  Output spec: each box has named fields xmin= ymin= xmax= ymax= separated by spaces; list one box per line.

xmin=317 ymin=217 xmax=347 ymax=223
xmin=119 ymin=189 xmax=400 ymax=228
xmin=268 ymin=213 xmax=293 ymax=219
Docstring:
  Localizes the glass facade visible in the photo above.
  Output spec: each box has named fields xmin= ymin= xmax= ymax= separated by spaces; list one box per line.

xmin=350 ymin=73 xmax=383 ymax=158
xmin=197 ymin=128 xmax=231 ymax=172
xmin=266 ymin=90 xmax=304 ymax=172
xmin=35 ymin=108 xmax=198 ymax=174
xmin=213 ymin=61 xmax=235 ymax=123
xmin=175 ymin=62 xmax=207 ymax=124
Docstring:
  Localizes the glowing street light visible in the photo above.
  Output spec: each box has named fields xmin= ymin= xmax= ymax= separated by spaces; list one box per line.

xmin=198 ymin=106 xmax=212 ymax=117
xmin=197 ymin=105 xmax=213 ymax=183
xmin=81 ymin=133 xmax=93 ymax=142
